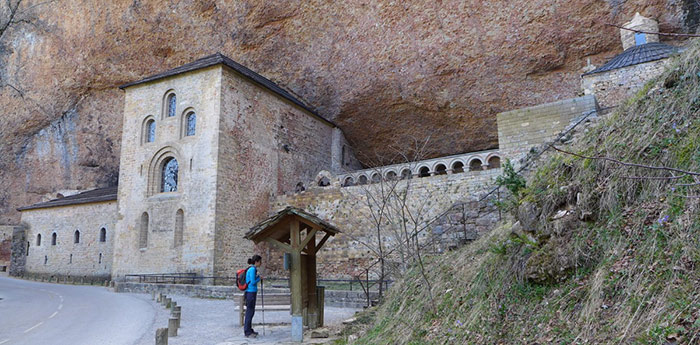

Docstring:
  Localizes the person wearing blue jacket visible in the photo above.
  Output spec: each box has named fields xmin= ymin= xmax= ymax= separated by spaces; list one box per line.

xmin=244 ymin=254 xmax=262 ymax=338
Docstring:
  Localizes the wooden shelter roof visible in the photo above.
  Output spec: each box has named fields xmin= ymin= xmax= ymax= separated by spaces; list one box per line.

xmin=245 ymin=206 xmax=340 ymax=243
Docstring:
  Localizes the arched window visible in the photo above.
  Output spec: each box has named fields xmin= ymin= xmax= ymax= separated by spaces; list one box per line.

xmin=74 ymin=230 xmax=80 ymax=244
xmin=401 ymin=169 xmax=412 ymax=180
xmin=488 ymin=156 xmax=501 ymax=169
xmin=343 ymin=177 xmax=355 ymax=187
xmin=146 ymin=119 xmax=156 ymax=143
xmin=139 ymin=212 xmax=149 ymax=249
xmin=161 ymin=158 xmax=179 ymax=192
xmin=385 ymin=171 xmax=397 ymax=181
xmin=469 ymin=159 xmax=483 ymax=172
xmin=36 ymin=234 xmax=41 ymax=246
xmin=174 ymin=209 xmax=184 ymax=247
xmin=358 ymin=175 xmax=368 ymax=185
xmin=167 ymin=93 xmax=176 ymax=117
xmin=435 ymin=164 xmax=447 ymax=175
xmin=318 ymin=176 xmax=330 ymax=187
xmin=99 ymin=228 xmax=106 ymax=242
xmin=371 ymin=173 xmax=381 ymax=184
xmin=51 ymin=232 xmax=57 ymax=246
xmin=452 ymin=161 xmax=465 ymax=173
xmin=419 ymin=166 xmax=430 ymax=177
xmin=185 ymin=111 xmax=196 ymax=136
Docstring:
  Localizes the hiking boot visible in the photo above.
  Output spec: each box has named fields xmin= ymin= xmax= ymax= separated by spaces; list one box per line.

xmin=245 ymin=333 xmax=258 ymax=338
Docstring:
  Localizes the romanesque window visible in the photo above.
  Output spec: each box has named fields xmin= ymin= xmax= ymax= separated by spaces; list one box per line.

xmin=385 ymin=171 xmax=397 ymax=181
xmin=161 ymin=158 xmax=179 ymax=192
xmin=371 ymin=173 xmax=381 ymax=184
xmin=358 ymin=175 xmax=368 ymax=185
xmin=435 ymin=164 xmax=447 ymax=175
xmin=185 ymin=111 xmax=196 ymax=136
xmin=139 ymin=212 xmax=149 ymax=249
xmin=51 ymin=232 xmax=57 ymax=245
xmin=452 ymin=161 xmax=465 ymax=173
xmin=488 ymin=156 xmax=501 ymax=169
xmin=174 ymin=209 xmax=184 ymax=247
xmin=167 ymin=93 xmax=176 ymax=117
xmin=401 ymin=169 xmax=412 ymax=180
xmin=36 ymin=233 xmax=41 ymax=246
xmin=343 ymin=177 xmax=355 ymax=187
xmin=418 ymin=166 xmax=430 ymax=177
xmin=74 ymin=230 xmax=80 ymax=244
xmin=469 ymin=159 xmax=483 ymax=172
xmin=146 ymin=119 xmax=156 ymax=143
xmin=99 ymin=228 xmax=106 ymax=242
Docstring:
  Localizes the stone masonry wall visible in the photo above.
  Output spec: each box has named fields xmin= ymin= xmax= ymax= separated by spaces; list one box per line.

xmin=0 ymin=225 xmax=13 ymax=270
xmin=213 ymin=66 xmax=350 ymax=278
xmin=497 ymin=95 xmax=598 ymax=167
xmin=269 ymin=167 xmax=502 ymax=279
xmin=21 ymin=201 xmax=116 ymax=278
xmin=582 ymin=59 xmax=671 ymax=109
xmin=9 ymin=226 xmax=26 ymax=276
xmin=112 ymin=67 xmax=222 ymax=278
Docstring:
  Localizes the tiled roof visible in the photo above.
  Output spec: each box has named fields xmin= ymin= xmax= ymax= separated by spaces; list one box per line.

xmin=18 ymin=186 xmax=118 ymax=211
xmin=119 ymin=53 xmax=335 ymax=127
xmin=583 ymin=42 xmax=679 ymax=76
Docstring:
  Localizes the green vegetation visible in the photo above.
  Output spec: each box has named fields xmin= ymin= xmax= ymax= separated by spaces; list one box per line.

xmin=341 ymin=41 xmax=700 ymax=344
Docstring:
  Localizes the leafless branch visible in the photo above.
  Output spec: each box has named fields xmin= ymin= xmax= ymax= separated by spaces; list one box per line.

xmin=606 ymin=22 xmax=700 ymax=37
xmin=551 ymin=146 xmax=700 ymax=176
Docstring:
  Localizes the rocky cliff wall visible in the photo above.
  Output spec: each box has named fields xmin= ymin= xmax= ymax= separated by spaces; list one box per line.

xmin=0 ymin=0 xmax=697 ymax=224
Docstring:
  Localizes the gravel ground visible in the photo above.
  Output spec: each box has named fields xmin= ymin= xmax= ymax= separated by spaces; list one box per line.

xmin=137 ymin=293 xmax=361 ymax=345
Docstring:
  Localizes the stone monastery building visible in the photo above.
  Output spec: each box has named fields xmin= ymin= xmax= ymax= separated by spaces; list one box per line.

xmin=11 ymin=14 xmax=678 ymax=281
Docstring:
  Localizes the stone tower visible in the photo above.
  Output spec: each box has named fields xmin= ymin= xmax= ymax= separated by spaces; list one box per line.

xmin=620 ymin=13 xmax=660 ymax=51
xmin=111 ymin=54 xmax=356 ymax=278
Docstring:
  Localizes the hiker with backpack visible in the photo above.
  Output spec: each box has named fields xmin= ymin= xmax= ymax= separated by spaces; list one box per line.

xmin=238 ymin=254 xmax=263 ymax=338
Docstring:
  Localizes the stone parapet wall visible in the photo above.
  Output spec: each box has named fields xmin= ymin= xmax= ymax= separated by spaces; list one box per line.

xmin=0 ymin=225 xmax=14 ymax=270
xmin=9 ymin=226 xmax=26 ymax=276
xmin=271 ymin=168 xmax=502 ymax=279
xmin=497 ymin=95 xmax=597 ymax=167
xmin=582 ymin=59 xmax=670 ymax=109
xmin=114 ymin=282 xmax=376 ymax=308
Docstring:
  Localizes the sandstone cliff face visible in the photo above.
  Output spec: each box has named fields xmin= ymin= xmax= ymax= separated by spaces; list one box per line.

xmin=0 ymin=0 xmax=696 ymax=223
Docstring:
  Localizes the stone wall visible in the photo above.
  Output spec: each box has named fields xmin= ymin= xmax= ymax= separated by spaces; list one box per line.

xmin=213 ymin=66 xmax=356 ymax=278
xmin=497 ymin=95 xmax=598 ymax=167
xmin=582 ymin=59 xmax=671 ymax=109
xmin=9 ymin=226 xmax=26 ymax=276
xmin=269 ymin=167 xmax=502 ymax=279
xmin=112 ymin=67 xmax=223 ymax=278
xmin=21 ymin=201 xmax=116 ymax=278
xmin=0 ymin=225 xmax=13 ymax=270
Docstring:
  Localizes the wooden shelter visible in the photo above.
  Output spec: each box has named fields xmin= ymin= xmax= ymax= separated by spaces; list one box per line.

xmin=245 ymin=207 xmax=340 ymax=342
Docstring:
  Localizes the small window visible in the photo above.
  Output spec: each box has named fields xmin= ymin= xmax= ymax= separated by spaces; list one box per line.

xmin=69 ymin=254 xmax=72 ymax=264
xmin=401 ymin=169 xmax=412 ymax=180
xmin=146 ymin=120 xmax=156 ymax=143
xmin=452 ymin=161 xmax=465 ymax=173
xmin=488 ymin=156 xmax=501 ymax=169
xmin=185 ymin=112 xmax=196 ymax=136
xmin=161 ymin=158 xmax=179 ymax=192
xmin=343 ymin=177 xmax=355 ymax=187
xmin=358 ymin=175 xmax=368 ymax=185
xmin=36 ymin=234 xmax=41 ymax=246
xmin=51 ymin=232 xmax=57 ymax=245
xmin=99 ymin=253 xmax=102 ymax=264
xmin=167 ymin=93 xmax=176 ymax=117
xmin=26 ymin=241 xmax=29 ymax=256
xmin=174 ymin=209 xmax=184 ymax=247
xmin=99 ymin=228 xmax=106 ymax=242
xmin=74 ymin=230 xmax=80 ymax=244
xmin=371 ymin=173 xmax=381 ymax=184
xmin=419 ymin=166 xmax=430 ymax=177
xmin=469 ymin=159 xmax=483 ymax=172
xmin=385 ymin=171 xmax=397 ymax=181
xmin=44 ymin=255 xmax=48 ymax=265
xmin=139 ymin=212 xmax=149 ymax=249
xmin=435 ymin=164 xmax=447 ymax=175
xmin=634 ymin=32 xmax=647 ymax=46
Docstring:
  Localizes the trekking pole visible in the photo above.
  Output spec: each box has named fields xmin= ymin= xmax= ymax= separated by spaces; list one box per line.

xmin=261 ymin=278 xmax=266 ymax=336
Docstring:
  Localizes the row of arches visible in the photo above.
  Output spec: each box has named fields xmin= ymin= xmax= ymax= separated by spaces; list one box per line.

xmin=141 ymin=91 xmax=197 ymax=145
xmin=341 ymin=156 xmax=501 ymax=187
xmin=139 ymin=209 xmax=184 ymax=249
xmin=33 ymin=228 xmax=107 ymax=247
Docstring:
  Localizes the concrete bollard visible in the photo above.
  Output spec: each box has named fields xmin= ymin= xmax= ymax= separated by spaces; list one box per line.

xmin=156 ymin=293 xmax=162 ymax=303
xmin=171 ymin=310 xmax=181 ymax=328
xmin=151 ymin=291 xmax=156 ymax=300
xmin=168 ymin=318 xmax=178 ymax=336
xmin=164 ymin=297 xmax=171 ymax=308
xmin=156 ymin=328 xmax=168 ymax=345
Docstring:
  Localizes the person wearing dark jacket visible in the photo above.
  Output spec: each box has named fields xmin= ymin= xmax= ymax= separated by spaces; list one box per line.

xmin=244 ymin=255 xmax=262 ymax=338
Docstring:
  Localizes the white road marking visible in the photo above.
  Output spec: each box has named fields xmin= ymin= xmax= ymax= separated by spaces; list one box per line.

xmin=24 ymin=321 xmax=43 ymax=333
xmin=0 ymin=339 xmax=9 ymax=344
xmin=49 ymin=311 xmax=58 ymax=318
xmin=58 ymin=304 xmax=63 ymax=310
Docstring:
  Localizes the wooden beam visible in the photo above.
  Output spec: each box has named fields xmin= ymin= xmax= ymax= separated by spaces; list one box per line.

xmin=297 ymin=228 xmax=318 ymax=253
xmin=263 ymin=237 xmax=292 ymax=253
xmin=313 ymin=232 xmax=332 ymax=255
xmin=290 ymin=220 xmax=303 ymax=316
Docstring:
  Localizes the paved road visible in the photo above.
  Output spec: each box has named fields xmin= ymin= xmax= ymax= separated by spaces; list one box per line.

xmin=0 ymin=276 xmax=157 ymax=345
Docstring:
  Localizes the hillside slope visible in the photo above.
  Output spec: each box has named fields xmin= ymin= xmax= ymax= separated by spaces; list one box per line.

xmin=343 ymin=41 xmax=700 ymax=345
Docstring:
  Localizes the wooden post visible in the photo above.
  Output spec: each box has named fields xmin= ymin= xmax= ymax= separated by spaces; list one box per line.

xmin=307 ymin=236 xmax=319 ymax=329
xmin=290 ymin=220 xmax=303 ymax=342
xmin=316 ymin=286 xmax=325 ymax=327
xmin=239 ymin=295 xmax=245 ymax=326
